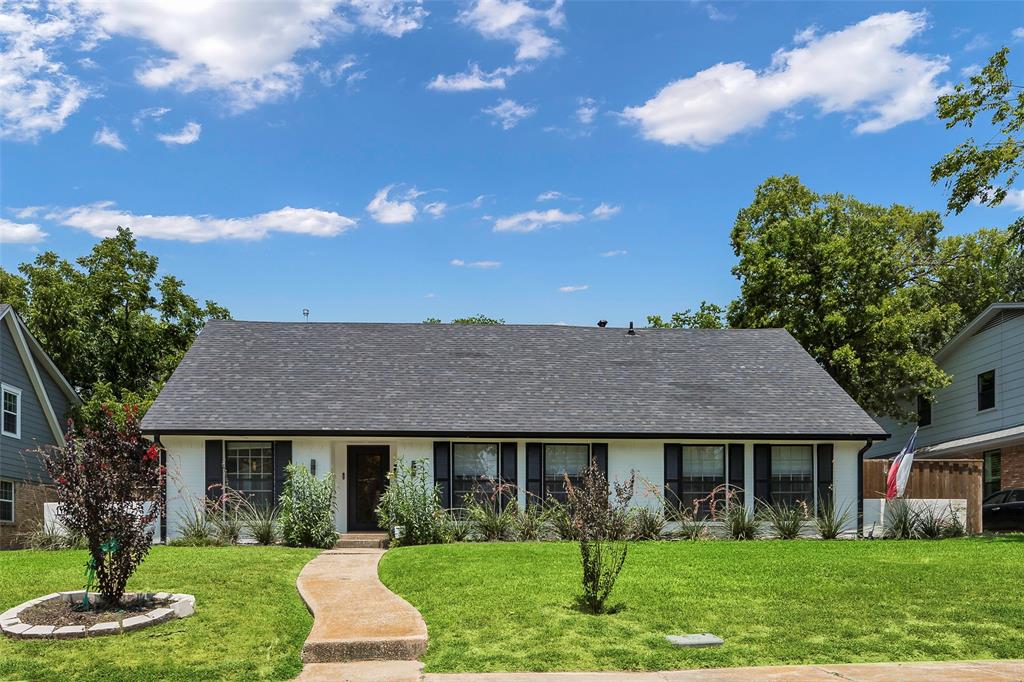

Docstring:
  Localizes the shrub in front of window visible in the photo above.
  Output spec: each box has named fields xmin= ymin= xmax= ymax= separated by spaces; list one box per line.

xmin=510 ymin=499 xmax=550 ymax=541
xmin=376 ymin=459 xmax=445 ymax=547
xmin=463 ymin=484 xmax=516 ymax=541
xmin=723 ymin=502 xmax=761 ymax=540
xmin=814 ymin=498 xmax=853 ymax=539
xmin=566 ymin=461 xmax=635 ymax=614
xmin=440 ymin=509 xmax=471 ymax=542
xmin=280 ymin=463 xmax=337 ymax=549
xmin=762 ymin=500 xmax=809 ymax=539
xmin=628 ymin=506 xmax=666 ymax=540
xmin=544 ymin=497 xmax=579 ymax=541
xmin=169 ymin=503 xmax=222 ymax=547
xmin=42 ymin=406 xmax=165 ymax=605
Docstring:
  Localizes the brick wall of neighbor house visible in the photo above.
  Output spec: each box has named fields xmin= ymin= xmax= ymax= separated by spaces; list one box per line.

xmin=0 ymin=480 xmax=56 ymax=549
xmin=1002 ymin=444 xmax=1024 ymax=489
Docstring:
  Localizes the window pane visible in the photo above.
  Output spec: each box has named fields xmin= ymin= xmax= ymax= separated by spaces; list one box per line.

xmin=984 ymin=450 xmax=1002 ymax=497
xmin=2 ymin=412 xmax=14 ymax=434
xmin=0 ymin=500 xmax=11 ymax=522
xmin=544 ymin=444 xmax=589 ymax=503
xmin=0 ymin=480 xmax=12 ymax=500
xmin=678 ymin=445 xmax=725 ymax=518
xmin=226 ymin=442 xmax=274 ymax=507
xmin=452 ymin=443 xmax=498 ymax=505
xmin=3 ymin=391 xmax=16 ymax=413
xmin=978 ymin=371 xmax=995 ymax=411
xmin=771 ymin=445 xmax=813 ymax=507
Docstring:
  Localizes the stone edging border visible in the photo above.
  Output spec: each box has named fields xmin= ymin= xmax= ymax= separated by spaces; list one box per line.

xmin=0 ymin=591 xmax=195 ymax=639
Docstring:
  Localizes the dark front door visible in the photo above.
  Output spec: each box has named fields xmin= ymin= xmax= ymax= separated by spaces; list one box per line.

xmin=348 ymin=446 xmax=390 ymax=531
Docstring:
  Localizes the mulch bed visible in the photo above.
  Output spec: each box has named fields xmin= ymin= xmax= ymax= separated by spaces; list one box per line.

xmin=19 ymin=595 xmax=172 ymax=628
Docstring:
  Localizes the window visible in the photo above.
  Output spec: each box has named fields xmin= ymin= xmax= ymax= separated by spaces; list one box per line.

xmin=452 ymin=443 xmax=499 ymax=506
xmin=1 ymin=384 xmax=20 ymax=439
xmin=0 ymin=480 xmax=12 ymax=523
xmin=916 ymin=395 xmax=931 ymax=427
xmin=226 ymin=442 xmax=274 ymax=508
xmin=984 ymin=450 xmax=1001 ymax=498
xmin=544 ymin=444 xmax=590 ymax=502
xmin=984 ymin=491 xmax=1008 ymax=505
xmin=681 ymin=445 xmax=725 ymax=518
xmin=771 ymin=445 xmax=813 ymax=508
xmin=978 ymin=370 xmax=996 ymax=411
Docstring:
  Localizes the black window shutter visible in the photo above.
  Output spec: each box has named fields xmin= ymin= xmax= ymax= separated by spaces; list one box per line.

xmin=816 ymin=443 xmax=834 ymax=509
xmin=526 ymin=442 xmax=543 ymax=506
xmin=591 ymin=443 xmax=608 ymax=479
xmin=500 ymin=442 xmax=518 ymax=507
xmin=273 ymin=441 xmax=292 ymax=500
xmin=753 ymin=444 xmax=771 ymax=505
xmin=433 ymin=441 xmax=451 ymax=508
xmin=728 ymin=443 xmax=744 ymax=505
xmin=204 ymin=440 xmax=223 ymax=501
xmin=664 ymin=444 xmax=682 ymax=509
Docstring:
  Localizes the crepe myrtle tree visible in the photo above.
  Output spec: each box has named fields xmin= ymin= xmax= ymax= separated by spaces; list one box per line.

xmin=43 ymin=405 xmax=165 ymax=605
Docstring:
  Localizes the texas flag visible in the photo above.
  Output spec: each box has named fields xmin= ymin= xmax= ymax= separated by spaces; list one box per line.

xmin=885 ymin=428 xmax=919 ymax=500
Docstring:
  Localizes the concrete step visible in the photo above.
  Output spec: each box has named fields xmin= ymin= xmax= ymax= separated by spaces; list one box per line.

xmin=335 ymin=533 xmax=389 ymax=549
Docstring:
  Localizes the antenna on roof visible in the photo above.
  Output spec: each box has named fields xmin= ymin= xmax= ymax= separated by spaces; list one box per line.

xmin=302 ymin=308 xmax=310 ymax=322
xmin=627 ymin=321 xmax=636 ymax=336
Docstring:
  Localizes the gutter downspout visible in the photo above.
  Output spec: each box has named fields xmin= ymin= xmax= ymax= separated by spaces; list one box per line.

xmin=857 ymin=439 xmax=873 ymax=538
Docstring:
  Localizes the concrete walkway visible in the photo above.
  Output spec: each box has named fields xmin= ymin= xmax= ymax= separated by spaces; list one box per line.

xmin=298 ymin=660 xmax=1024 ymax=681
xmin=296 ymin=548 xmax=427 ymax=664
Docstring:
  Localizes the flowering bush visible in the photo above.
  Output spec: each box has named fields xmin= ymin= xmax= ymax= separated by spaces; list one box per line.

xmin=42 ymin=406 xmax=165 ymax=605
xmin=280 ymin=463 xmax=337 ymax=548
xmin=375 ymin=459 xmax=446 ymax=546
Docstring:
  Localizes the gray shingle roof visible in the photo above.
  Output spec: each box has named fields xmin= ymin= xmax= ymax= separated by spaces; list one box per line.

xmin=140 ymin=320 xmax=887 ymax=439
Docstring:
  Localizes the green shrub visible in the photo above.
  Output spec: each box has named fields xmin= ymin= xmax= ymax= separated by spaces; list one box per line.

xmin=629 ymin=506 xmax=665 ymax=540
xmin=169 ymin=503 xmax=222 ymax=547
xmin=441 ymin=509 xmax=471 ymax=542
xmin=763 ymin=501 xmax=809 ymax=539
xmin=280 ymin=464 xmax=337 ymax=549
xmin=724 ymin=502 xmax=760 ymax=539
xmin=545 ymin=498 xmax=578 ymax=541
xmin=814 ymin=498 xmax=854 ymax=539
xmin=375 ymin=459 xmax=445 ymax=547
xmin=464 ymin=491 xmax=515 ymax=541
xmin=665 ymin=504 xmax=709 ymax=540
xmin=883 ymin=499 xmax=919 ymax=539
xmin=238 ymin=499 xmax=279 ymax=545
xmin=21 ymin=519 xmax=85 ymax=550
xmin=511 ymin=500 xmax=549 ymax=541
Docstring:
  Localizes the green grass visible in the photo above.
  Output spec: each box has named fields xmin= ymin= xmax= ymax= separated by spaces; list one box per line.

xmin=0 ymin=546 xmax=320 ymax=681
xmin=379 ymin=537 xmax=1024 ymax=672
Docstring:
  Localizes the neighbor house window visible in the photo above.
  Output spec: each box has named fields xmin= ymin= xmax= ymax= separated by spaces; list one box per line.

xmin=681 ymin=445 xmax=725 ymax=518
xmin=0 ymin=480 xmax=12 ymax=523
xmin=226 ymin=442 xmax=274 ymax=508
xmin=978 ymin=370 xmax=996 ymax=411
xmin=770 ymin=445 xmax=813 ymax=508
xmin=544 ymin=444 xmax=590 ymax=502
xmin=452 ymin=443 xmax=499 ymax=506
xmin=1 ymin=384 xmax=21 ymax=439
xmin=984 ymin=450 xmax=1001 ymax=498
xmin=916 ymin=395 xmax=931 ymax=427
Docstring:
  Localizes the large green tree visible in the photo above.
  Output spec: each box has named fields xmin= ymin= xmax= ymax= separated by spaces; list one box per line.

xmin=931 ymin=227 xmax=1024 ymax=328
xmin=932 ymin=47 xmax=1024 ymax=243
xmin=647 ymin=301 xmax=726 ymax=329
xmin=726 ymin=176 xmax=957 ymax=420
xmin=423 ymin=314 xmax=504 ymax=324
xmin=0 ymin=227 xmax=229 ymax=420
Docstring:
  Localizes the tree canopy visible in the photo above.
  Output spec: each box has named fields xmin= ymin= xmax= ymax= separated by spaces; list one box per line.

xmin=423 ymin=314 xmax=505 ymax=325
xmin=647 ymin=301 xmax=726 ymax=329
xmin=0 ymin=227 xmax=229 ymax=422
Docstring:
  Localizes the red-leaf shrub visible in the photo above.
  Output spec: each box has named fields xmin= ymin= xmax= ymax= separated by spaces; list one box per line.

xmin=42 ymin=405 xmax=165 ymax=605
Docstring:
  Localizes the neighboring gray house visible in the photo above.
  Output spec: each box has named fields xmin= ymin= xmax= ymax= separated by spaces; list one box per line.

xmin=0 ymin=305 xmax=80 ymax=548
xmin=866 ymin=302 xmax=1024 ymax=497
xmin=141 ymin=320 xmax=887 ymax=538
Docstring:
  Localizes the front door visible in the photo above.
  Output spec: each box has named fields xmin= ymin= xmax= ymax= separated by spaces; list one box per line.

xmin=347 ymin=445 xmax=390 ymax=531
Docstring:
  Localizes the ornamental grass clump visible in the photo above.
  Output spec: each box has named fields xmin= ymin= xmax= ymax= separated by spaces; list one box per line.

xmin=814 ymin=498 xmax=853 ymax=539
xmin=883 ymin=499 xmax=920 ymax=539
xmin=375 ymin=459 xmax=446 ymax=546
xmin=763 ymin=500 xmax=809 ymax=539
xmin=723 ymin=502 xmax=761 ymax=540
xmin=42 ymin=405 xmax=165 ymax=605
xmin=463 ymin=485 xmax=516 ymax=541
xmin=511 ymin=499 xmax=549 ymax=541
xmin=280 ymin=463 xmax=337 ymax=549
xmin=628 ymin=506 xmax=666 ymax=540
xmin=566 ymin=461 xmax=635 ymax=614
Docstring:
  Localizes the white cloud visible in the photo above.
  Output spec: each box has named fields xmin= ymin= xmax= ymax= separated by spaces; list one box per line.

xmin=312 ymin=56 xmax=359 ymax=85
xmin=0 ymin=218 xmax=47 ymax=244
xmin=492 ymin=208 xmax=583 ymax=232
xmin=703 ymin=3 xmax=735 ymax=22
xmin=600 ymin=249 xmax=627 ymax=257
xmin=131 ymin=106 xmax=170 ymax=130
xmin=558 ymin=284 xmax=588 ymax=293
xmin=427 ymin=63 xmax=520 ymax=92
xmin=458 ymin=0 xmax=565 ymax=62
xmin=537 ymin=190 xmax=569 ymax=202
xmin=962 ymin=33 xmax=989 ymax=52
xmin=12 ymin=206 xmax=43 ymax=219
xmin=590 ymin=203 xmax=621 ymax=220
xmin=93 ymin=126 xmax=126 ymax=150
xmin=483 ymin=98 xmax=536 ymax=129
xmin=1013 ymin=27 xmax=1024 ymax=40
xmin=49 ymin=201 xmax=357 ymax=242
xmin=157 ymin=121 xmax=201 ymax=145
xmin=345 ymin=0 xmax=427 ymax=37
xmin=576 ymin=97 xmax=598 ymax=125
xmin=1003 ymin=189 xmax=1024 ymax=210
xmin=960 ymin=64 xmax=981 ymax=78
xmin=367 ymin=185 xmax=417 ymax=223
xmin=424 ymin=201 xmax=447 ymax=218
xmin=622 ymin=11 xmax=950 ymax=148
xmin=0 ymin=1 xmax=95 ymax=141
xmin=451 ymin=258 xmax=501 ymax=268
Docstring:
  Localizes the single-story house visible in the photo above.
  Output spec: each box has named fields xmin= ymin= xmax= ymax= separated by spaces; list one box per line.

xmin=140 ymin=320 xmax=888 ymax=539
xmin=0 ymin=304 xmax=80 ymax=548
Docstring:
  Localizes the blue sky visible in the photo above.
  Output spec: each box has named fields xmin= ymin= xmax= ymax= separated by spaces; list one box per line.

xmin=2 ymin=1 xmax=1023 ymax=325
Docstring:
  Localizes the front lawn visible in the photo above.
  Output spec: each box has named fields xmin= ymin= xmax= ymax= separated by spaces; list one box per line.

xmin=379 ymin=537 xmax=1024 ymax=672
xmin=0 ymin=546 xmax=320 ymax=682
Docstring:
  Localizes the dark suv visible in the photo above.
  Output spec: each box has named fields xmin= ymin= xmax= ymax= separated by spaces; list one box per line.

xmin=982 ymin=488 xmax=1024 ymax=532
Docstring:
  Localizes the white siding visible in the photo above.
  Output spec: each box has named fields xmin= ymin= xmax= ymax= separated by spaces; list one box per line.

xmin=163 ymin=435 xmax=205 ymax=538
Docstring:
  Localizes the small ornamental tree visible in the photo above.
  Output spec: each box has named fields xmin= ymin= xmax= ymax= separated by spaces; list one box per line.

xmin=565 ymin=461 xmax=635 ymax=614
xmin=43 ymin=405 xmax=165 ymax=605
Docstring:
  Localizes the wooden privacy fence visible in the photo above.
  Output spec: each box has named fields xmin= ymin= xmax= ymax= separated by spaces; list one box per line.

xmin=863 ymin=458 xmax=983 ymax=534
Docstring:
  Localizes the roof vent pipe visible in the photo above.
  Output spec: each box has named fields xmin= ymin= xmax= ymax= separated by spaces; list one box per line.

xmin=627 ymin=321 xmax=636 ymax=336
xmin=597 ymin=320 xmax=608 ymax=328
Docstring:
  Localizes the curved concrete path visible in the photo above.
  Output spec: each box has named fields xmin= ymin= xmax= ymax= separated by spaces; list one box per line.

xmin=296 ymin=548 xmax=427 ymax=665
